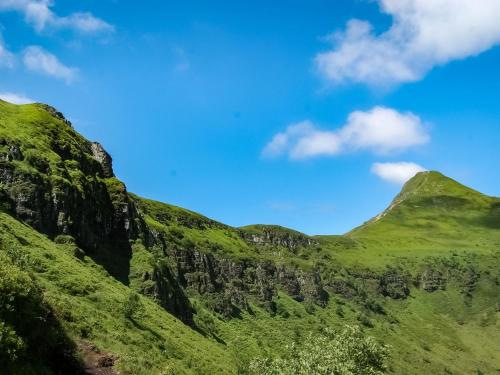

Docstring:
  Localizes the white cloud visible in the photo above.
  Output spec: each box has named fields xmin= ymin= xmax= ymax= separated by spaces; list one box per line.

xmin=0 ymin=35 xmax=15 ymax=68
xmin=0 ymin=92 xmax=35 ymax=104
xmin=263 ymin=120 xmax=343 ymax=160
xmin=0 ymin=0 xmax=114 ymax=33
xmin=61 ymin=12 xmax=114 ymax=33
xmin=315 ymin=0 xmax=500 ymax=86
xmin=262 ymin=121 xmax=338 ymax=159
xmin=340 ymin=106 xmax=429 ymax=153
xmin=23 ymin=46 xmax=77 ymax=82
xmin=263 ymin=107 xmax=428 ymax=160
xmin=291 ymin=129 xmax=342 ymax=159
xmin=371 ymin=162 xmax=427 ymax=184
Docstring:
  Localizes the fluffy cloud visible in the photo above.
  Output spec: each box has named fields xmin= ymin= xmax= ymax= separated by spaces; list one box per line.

xmin=315 ymin=0 xmax=500 ymax=86
xmin=341 ymin=107 xmax=428 ymax=153
xmin=0 ymin=0 xmax=114 ymax=33
xmin=263 ymin=121 xmax=342 ymax=160
xmin=263 ymin=107 xmax=428 ymax=160
xmin=23 ymin=46 xmax=77 ymax=82
xmin=371 ymin=162 xmax=426 ymax=184
xmin=0 ymin=92 xmax=35 ymax=104
xmin=0 ymin=35 xmax=14 ymax=68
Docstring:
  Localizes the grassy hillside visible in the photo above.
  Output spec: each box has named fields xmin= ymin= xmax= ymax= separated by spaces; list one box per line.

xmin=324 ymin=171 xmax=500 ymax=266
xmin=1 ymin=100 xmax=499 ymax=375
xmin=126 ymin=174 xmax=500 ymax=374
xmin=0 ymin=211 xmax=236 ymax=374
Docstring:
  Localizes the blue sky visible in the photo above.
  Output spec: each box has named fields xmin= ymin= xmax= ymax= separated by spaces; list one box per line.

xmin=1 ymin=0 xmax=500 ymax=234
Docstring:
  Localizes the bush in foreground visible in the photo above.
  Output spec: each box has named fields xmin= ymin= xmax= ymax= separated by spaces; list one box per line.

xmin=249 ymin=325 xmax=389 ymax=375
xmin=0 ymin=253 xmax=80 ymax=373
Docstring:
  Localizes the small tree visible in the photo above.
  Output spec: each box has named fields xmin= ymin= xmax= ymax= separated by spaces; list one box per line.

xmin=123 ymin=292 xmax=144 ymax=320
xmin=249 ymin=325 xmax=389 ymax=375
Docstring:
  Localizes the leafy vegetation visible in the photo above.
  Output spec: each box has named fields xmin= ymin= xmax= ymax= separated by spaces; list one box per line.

xmin=249 ymin=325 xmax=389 ymax=375
xmin=123 ymin=292 xmax=145 ymax=320
xmin=0 ymin=253 xmax=80 ymax=374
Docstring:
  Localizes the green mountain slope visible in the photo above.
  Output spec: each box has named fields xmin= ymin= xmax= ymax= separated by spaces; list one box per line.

xmin=333 ymin=171 xmax=500 ymax=266
xmin=0 ymin=212 xmax=235 ymax=374
xmin=1 ymin=100 xmax=499 ymax=374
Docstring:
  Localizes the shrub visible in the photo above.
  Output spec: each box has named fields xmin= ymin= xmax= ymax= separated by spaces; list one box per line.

xmin=249 ymin=325 xmax=389 ymax=375
xmin=24 ymin=149 xmax=50 ymax=173
xmin=304 ymin=303 xmax=316 ymax=315
xmin=357 ymin=313 xmax=374 ymax=328
xmin=0 ymin=255 xmax=79 ymax=372
xmin=0 ymin=320 xmax=25 ymax=362
xmin=194 ymin=307 xmax=219 ymax=336
xmin=180 ymin=237 xmax=196 ymax=250
xmin=0 ymin=188 xmax=13 ymax=213
xmin=336 ymin=305 xmax=345 ymax=318
xmin=276 ymin=302 xmax=290 ymax=319
xmin=169 ymin=227 xmax=184 ymax=240
xmin=364 ymin=299 xmax=386 ymax=315
xmin=123 ymin=292 xmax=144 ymax=320
xmin=54 ymin=235 xmax=76 ymax=245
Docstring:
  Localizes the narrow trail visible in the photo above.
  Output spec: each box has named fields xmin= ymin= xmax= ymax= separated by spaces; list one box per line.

xmin=80 ymin=343 xmax=120 ymax=375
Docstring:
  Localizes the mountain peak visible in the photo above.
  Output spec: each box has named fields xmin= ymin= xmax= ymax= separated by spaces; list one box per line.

xmin=362 ymin=171 xmax=491 ymax=227
xmin=398 ymin=170 xmax=482 ymax=201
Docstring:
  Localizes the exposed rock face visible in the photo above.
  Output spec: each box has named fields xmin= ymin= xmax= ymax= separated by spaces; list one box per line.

xmin=91 ymin=142 xmax=114 ymax=178
xmin=379 ymin=268 xmax=410 ymax=299
xmin=324 ymin=268 xmax=411 ymax=301
xmin=0 ymin=103 xmax=198 ymax=324
xmin=419 ymin=268 xmax=447 ymax=292
xmin=37 ymin=103 xmax=73 ymax=127
xmin=328 ymin=278 xmax=358 ymax=299
xmin=276 ymin=266 xmax=327 ymax=304
xmin=141 ymin=230 xmax=329 ymax=317
xmin=239 ymin=226 xmax=318 ymax=251
xmin=0 ymin=138 xmax=195 ymax=323
xmin=0 ymin=154 xmax=117 ymax=251
xmin=140 ymin=261 xmax=194 ymax=325
xmin=0 ymin=142 xmax=23 ymax=162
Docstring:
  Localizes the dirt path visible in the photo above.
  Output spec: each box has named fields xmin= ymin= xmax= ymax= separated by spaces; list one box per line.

xmin=80 ymin=342 xmax=120 ymax=375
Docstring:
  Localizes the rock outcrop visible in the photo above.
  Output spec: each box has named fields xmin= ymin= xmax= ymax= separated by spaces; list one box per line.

xmin=139 ymin=226 xmax=329 ymax=318
xmin=239 ymin=225 xmax=318 ymax=251
xmin=0 ymin=104 xmax=194 ymax=324
xmin=91 ymin=142 xmax=114 ymax=178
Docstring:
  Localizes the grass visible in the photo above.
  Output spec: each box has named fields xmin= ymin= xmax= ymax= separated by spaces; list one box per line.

xmin=323 ymin=171 xmax=500 ymax=267
xmin=0 ymin=100 xmax=101 ymax=190
xmin=210 ymin=271 xmax=500 ymax=374
xmin=1 ymin=100 xmax=500 ymax=374
xmin=0 ymin=212 xmax=236 ymax=375
xmin=127 ymin=171 xmax=500 ymax=374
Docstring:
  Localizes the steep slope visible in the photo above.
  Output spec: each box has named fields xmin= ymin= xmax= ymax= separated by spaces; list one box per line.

xmin=335 ymin=171 xmax=500 ymax=265
xmin=0 ymin=211 xmax=236 ymax=374
xmin=0 ymin=100 xmax=193 ymax=324
xmin=356 ymin=170 xmax=498 ymax=234
xmin=1 ymin=100 xmax=499 ymax=375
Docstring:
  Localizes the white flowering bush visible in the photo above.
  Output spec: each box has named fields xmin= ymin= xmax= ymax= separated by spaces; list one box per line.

xmin=249 ymin=325 xmax=389 ymax=375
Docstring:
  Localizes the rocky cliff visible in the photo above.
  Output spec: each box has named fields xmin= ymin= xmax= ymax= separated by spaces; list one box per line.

xmin=0 ymin=101 xmax=194 ymax=324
